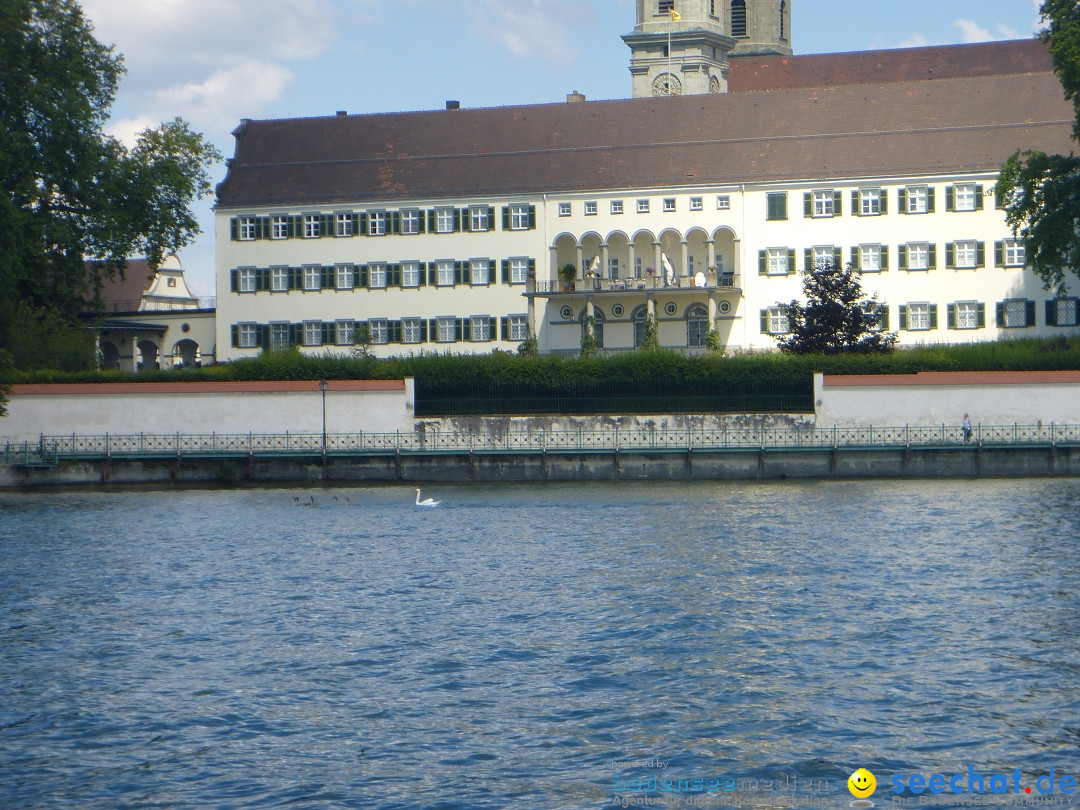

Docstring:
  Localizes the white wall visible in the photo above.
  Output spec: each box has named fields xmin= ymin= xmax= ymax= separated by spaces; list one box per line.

xmin=815 ymin=372 xmax=1080 ymax=427
xmin=1 ymin=380 xmax=414 ymax=443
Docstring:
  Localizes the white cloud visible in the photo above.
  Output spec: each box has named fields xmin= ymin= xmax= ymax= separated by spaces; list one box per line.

xmin=462 ymin=0 xmax=589 ymax=63
xmin=154 ymin=60 xmax=296 ymax=135
xmin=955 ymin=18 xmax=993 ymax=43
xmin=895 ymin=32 xmax=932 ymax=49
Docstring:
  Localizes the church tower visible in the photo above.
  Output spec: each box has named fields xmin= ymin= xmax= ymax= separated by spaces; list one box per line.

xmin=624 ymin=0 xmax=792 ymax=98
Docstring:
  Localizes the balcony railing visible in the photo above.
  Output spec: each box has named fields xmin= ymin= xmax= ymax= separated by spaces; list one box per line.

xmin=528 ymin=274 xmax=740 ymax=295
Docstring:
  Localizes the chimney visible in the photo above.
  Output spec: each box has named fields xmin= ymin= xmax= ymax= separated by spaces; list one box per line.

xmin=336 ymin=110 xmax=348 ymax=116
xmin=567 ymin=90 xmax=586 ymax=103
xmin=446 ymin=100 xmax=460 ymax=110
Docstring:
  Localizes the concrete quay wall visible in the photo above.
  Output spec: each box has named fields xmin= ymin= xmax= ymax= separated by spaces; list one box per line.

xmin=4 ymin=445 xmax=1078 ymax=490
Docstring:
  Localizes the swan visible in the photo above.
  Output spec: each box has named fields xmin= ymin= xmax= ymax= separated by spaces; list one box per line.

xmin=414 ymin=488 xmax=440 ymax=507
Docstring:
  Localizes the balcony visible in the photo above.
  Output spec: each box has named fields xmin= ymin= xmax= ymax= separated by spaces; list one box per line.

xmin=525 ymin=273 xmax=741 ymax=298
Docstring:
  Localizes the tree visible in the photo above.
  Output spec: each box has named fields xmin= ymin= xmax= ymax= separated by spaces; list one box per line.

xmin=580 ymin=316 xmax=599 ymax=357
xmin=776 ymin=259 xmax=896 ymax=355
xmin=996 ymin=1 xmax=1080 ymax=293
xmin=0 ymin=0 xmax=221 ymax=368
xmin=638 ymin=313 xmax=659 ymax=352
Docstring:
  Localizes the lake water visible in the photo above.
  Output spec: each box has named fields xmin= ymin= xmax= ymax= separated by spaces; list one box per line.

xmin=2 ymin=479 xmax=1080 ymax=809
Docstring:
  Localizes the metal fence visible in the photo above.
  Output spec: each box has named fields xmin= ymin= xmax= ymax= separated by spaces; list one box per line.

xmin=414 ymin=378 xmax=814 ymax=417
xmin=6 ymin=423 xmax=1080 ymax=466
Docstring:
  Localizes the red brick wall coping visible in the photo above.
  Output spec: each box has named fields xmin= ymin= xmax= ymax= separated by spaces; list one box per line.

xmin=824 ymin=371 xmax=1080 ymax=387
xmin=10 ymin=380 xmax=406 ymax=395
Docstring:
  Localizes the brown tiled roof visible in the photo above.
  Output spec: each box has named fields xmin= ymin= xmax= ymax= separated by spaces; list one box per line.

xmin=216 ymin=40 xmax=1073 ymax=209
xmin=84 ymin=259 xmax=154 ymax=311
xmin=824 ymin=371 xmax=1080 ymax=387
xmin=727 ymin=39 xmax=1053 ymax=92
xmin=11 ymin=380 xmax=406 ymax=395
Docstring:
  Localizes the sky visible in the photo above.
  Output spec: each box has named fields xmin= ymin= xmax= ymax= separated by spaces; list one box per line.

xmin=76 ymin=0 xmax=1046 ymax=297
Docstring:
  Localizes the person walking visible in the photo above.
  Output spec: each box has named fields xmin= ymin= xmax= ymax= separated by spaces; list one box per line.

xmin=962 ymin=413 xmax=972 ymax=443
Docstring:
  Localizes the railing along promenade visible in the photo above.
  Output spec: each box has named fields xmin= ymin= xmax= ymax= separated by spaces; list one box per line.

xmin=6 ymin=423 xmax=1080 ymax=467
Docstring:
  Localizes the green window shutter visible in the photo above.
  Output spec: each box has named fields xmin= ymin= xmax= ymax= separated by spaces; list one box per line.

xmin=1026 ymin=300 xmax=1036 ymax=326
xmin=945 ymin=243 xmax=955 ymax=268
xmin=760 ymin=309 xmax=769 ymax=333
xmin=418 ymin=211 xmax=426 ymax=234
xmin=358 ymin=212 xmax=369 ymax=235
xmin=322 ymin=265 xmax=334 ymax=288
xmin=898 ymin=188 xmax=907 ymax=213
xmin=320 ymin=213 xmax=332 ymax=236
xmin=994 ymin=241 xmax=1005 ymax=267
xmin=420 ymin=320 xmax=429 ymax=342
xmin=977 ymin=242 xmax=985 ymax=268
xmin=880 ymin=246 xmax=889 ymax=271
xmin=488 ymin=260 xmax=496 ymax=284
xmin=528 ymin=205 xmax=536 ymax=229
xmin=428 ymin=263 xmax=437 ymax=286
xmin=389 ymin=264 xmax=401 ymax=286
xmin=427 ymin=210 xmax=436 ymax=233
xmin=927 ymin=187 xmax=936 ymax=213
xmin=351 ymin=213 xmax=360 ymax=235
xmin=787 ymin=249 xmax=796 ymax=275
xmin=528 ymin=259 xmax=536 ymax=278
xmin=996 ymin=302 xmax=1005 ymax=326
xmin=977 ymin=303 xmax=985 ymax=328
xmin=975 ymin=185 xmax=984 ymax=210
xmin=454 ymin=209 xmax=462 ymax=232
xmin=391 ymin=212 xmax=401 ymax=234
xmin=945 ymin=186 xmax=955 ymax=212
xmin=387 ymin=321 xmax=400 ymax=344
xmin=358 ymin=265 xmax=368 ymax=287
xmin=928 ymin=304 xmax=937 ymax=329
xmin=899 ymin=305 xmax=908 ymax=330
xmin=289 ymin=215 xmax=300 ymax=238
xmin=833 ymin=190 xmax=842 ymax=216
xmin=803 ymin=192 xmax=812 ymax=218
xmin=879 ymin=306 xmax=890 ymax=331
xmin=259 ymin=325 xmax=269 ymax=348
xmin=850 ymin=247 xmax=860 ymax=270
xmin=290 ymin=324 xmax=302 ymax=346
xmin=501 ymin=206 xmax=510 ymax=230
xmin=803 ymin=248 xmax=812 ymax=272
xmin=758 ymin=251 xmax=767 ymax=275
xmin=291 ymin=266 xmax=302 ymax=289
xmin=257 ymin=268 xmax=270 ymax=291
xmin=230 ymin=269 xmax=238 ymax=292
xmin=929 ymin=244 xmax=937 ymax=270
xmin=851 ymin=190 xmax=859 ymax=216
xmin=230 ymin=218 xmax=239 ymax=240
xmin=879 ymin=188 xmax=888 ymax=215
xmin=833 ymin=247 xmax=842 ymax=265
xmin=898 ymin=245 xmax=908 ymax=270
xmin=501 ymin=260 xmax=510 ymax=284
xmin=260 ymin=216 xmax=271 ymax=239
xmin=500 ymin=317 xmax=509 ymax=341
xmin=1046 ymin=300 xmax=1058 ymax=326
xmin=947 ymin=303 xmax=957 ymax=329
xmin=231 ymin=324 xmax=239 ymax=347
xmin=488 ymin=317 xmax=497 ymax=341
xmin=487 ymin=206 xmax=496 ymax=231
xmin=454 ymin=261 xmax=464 ymax=285
xmin=321 ymin=322 xmax=333 ymax=345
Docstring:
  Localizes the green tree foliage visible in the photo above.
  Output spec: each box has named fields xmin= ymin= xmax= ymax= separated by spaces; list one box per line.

xmin=639 ymin=314 xmax=660 ymax=352
xmin=776 ymin=260 xmax=897 ymax=355
xmin=580 ymin=316 xmax=599 ymax=357
xmin=996 ymin=1 xmax=1080 ymax=292
xmin=0 ymin=0 xmax=221 ymax=368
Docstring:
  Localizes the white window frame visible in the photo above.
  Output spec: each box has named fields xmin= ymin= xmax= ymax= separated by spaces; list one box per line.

xmin=470 ymin=258 xmax=489 ymax=286
xmin=335 ymin=264 xmax=353 ymax=291
xmin=955 ymin=240 xmax=978 ymax=269
xmin=436 ymin=316 xmax=457 ymax=343
xmin=767 ymin=307 xmax=789 ymax=334
xmin=368 ymin=211 xmax=386 ymax=236
xmin=611 ymin=200 xmax=624 ymax=215
xmin=812 ymin=245 xmax=835 ymax=268
xmin=270 ymin=322 xmax=289 ymax=351
xmin=690 ymin=196 xmax=703 ymax=211
xmin=336 ymin=319 xmax=355 ymax=346
xmin=955 ymin=301 xmax=979 ymax=330
xmin=508 ymin=314 xmax=528 ymax=341
xmin=860 ymin=188 xmax=881 ymax=216
xmin=907 ymin=242 xmax=929 ymax=271
xmin=1004 ymin=238 xmax=1025 ymax=267
xmin=303 ymin=213 xmax=320 ymax=238
xmin=767 ymin=248 xmax=789 ymax=276
xmin=303 ymin=320 xmax=322 ymax=346
xmin=954 ymin=183 xmax=977 ymax=212
xmin=271 ymin=266 xmax=289 ymax=292
xmin=238 ymin=216 xmax=256 ymax=241
xmin=368 ymin=262 xmax=387 ymax=289
xmin=716 ymin=194 xmax=730 ymax=210
xmin=237 ymin=323 xmax=258 ymax=348
xmin=859 ymin=245 xmax=881 ymax=273
xmin=908 ymin=302 xmax=931 ymax=330
xmin=510 ymin=257 xmax=529 ymax=284
xmin=1003 ymin=299 xmax=1028 ymax=328
xmin=401 ymin=209 xmax=420 ymax=235
xmin=663 ymin=198 xmax=676 ymax=212
xmin=401 ymin=261 xmax=421 ymax=288
xmin=469 ymin=315 xmax=491 ymax=342
xmin=584 ymin=201 xmax=597 ymax=216
xmin=470 ymin=206 xmax=489 ymax=231
xmin=436 ymin=207 xmax=455 ymax=234
xmin=437 ymin=260 xmax=455 ymax=287
xmin=509 ymin=204 xmax=530 ymax=230
xmin=369 ymin=319 xmax=388 ymax=345
xmin=637 ymin=199 xmax=650 ymax=214
xmin=303 ymin=265 xmax=321 ymax=291
xmin=238 ymin=267 xmax=256 ymax=293
xmin=906 ymin=186 xmax=928 ymax=214
xmin=558 ymin=202 xmax=571 ymax=217
xmin=1055 ymin=298 xmax=1080 ymax=327
xmin=812 ymin=189 xmax=834 ymax=218
xmin=272 ymin=215 xmax=288 ymax=240
xmin=402 ymin=317 xmax=422 ymax=344
xmin=335 ymin=212 xmax=353 ymax=237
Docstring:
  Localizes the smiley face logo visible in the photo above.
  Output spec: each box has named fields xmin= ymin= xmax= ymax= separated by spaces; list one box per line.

xmin=848 ymin=768 xmax=876 ymax=798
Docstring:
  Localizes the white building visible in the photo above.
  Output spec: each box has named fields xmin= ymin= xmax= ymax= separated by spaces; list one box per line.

xmin=214 ymin=2 xmax=1075 ymax=361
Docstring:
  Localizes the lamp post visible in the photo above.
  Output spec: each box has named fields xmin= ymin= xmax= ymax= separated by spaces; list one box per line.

xmin=319 ymin=379 xmax=328 ymax=458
